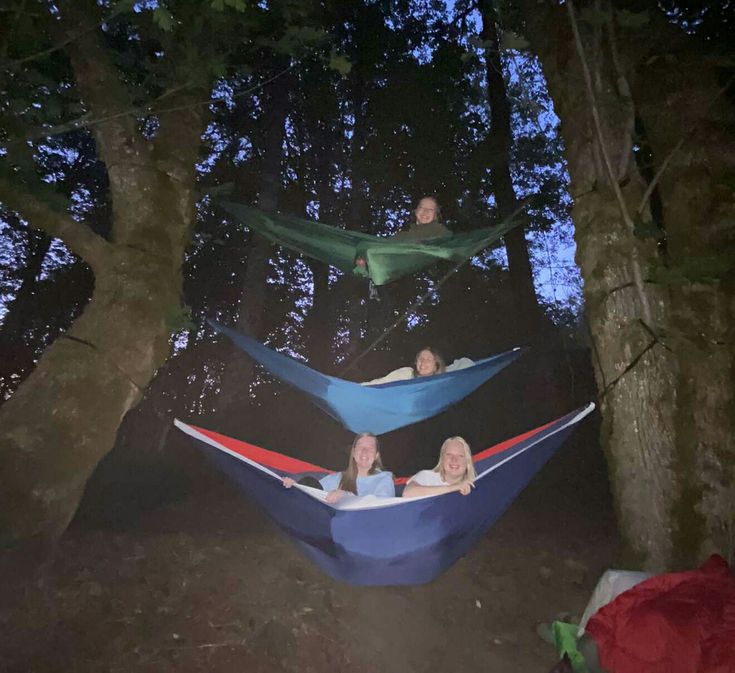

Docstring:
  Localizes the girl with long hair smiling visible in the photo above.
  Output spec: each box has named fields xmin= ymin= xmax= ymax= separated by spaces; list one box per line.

xmin=283 ymin=433 xmax=395 ymax=503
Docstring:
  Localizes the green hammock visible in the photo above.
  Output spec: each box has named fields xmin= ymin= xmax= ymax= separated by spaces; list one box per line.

xmin=220 ymin=201 xmax=520 ymax=285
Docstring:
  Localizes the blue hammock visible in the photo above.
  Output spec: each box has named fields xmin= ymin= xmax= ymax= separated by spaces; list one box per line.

xmin=174 ymin=403 xmax=594 ymax=586
xmin=211 ymin=320 xmax=523 ymax=435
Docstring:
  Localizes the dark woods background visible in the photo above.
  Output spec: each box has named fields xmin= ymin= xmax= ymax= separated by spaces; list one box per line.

xmin=0 ymin=0 xmax=732 ymax=547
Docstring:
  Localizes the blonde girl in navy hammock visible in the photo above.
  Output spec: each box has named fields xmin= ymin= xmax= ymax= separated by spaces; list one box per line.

xmin=402 ymin=436 xmax=477 ymax=498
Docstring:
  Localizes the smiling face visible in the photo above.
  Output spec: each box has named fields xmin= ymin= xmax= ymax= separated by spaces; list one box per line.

xmin=414 ymin=197 xmax=438 ymax=225
xmin=352 ymin=435 xmax=379 ymax=475
xmin=415 ymin=349 xmax=439 ymax=377
xmin=441 ymin=439 xmax=469 ymax=483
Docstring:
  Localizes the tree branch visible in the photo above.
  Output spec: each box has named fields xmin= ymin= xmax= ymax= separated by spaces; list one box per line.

xmin=54 ymin=1 xmax=143 ymax=170
xmin=11 ymin=62 xmax=297 ymax=147
xmin=0 ymin=176 xmax=111 ymax=270
xmin=7 ymin=2 xmax=127 ymax=68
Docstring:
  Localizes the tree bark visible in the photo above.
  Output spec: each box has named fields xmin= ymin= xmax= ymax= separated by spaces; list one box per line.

xmin=627 ymin=13 xmax=735 ymax=566
xmin=519 ymin=0 xmax=735 ymax=569
xmin=519 ymin=1 xmax=678 ymax=570
xmin=0 ymin=11 xmax=206 ymax=545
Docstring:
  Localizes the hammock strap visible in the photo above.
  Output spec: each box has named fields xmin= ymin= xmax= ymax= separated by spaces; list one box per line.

xmin=339 ymin=198 xmax=531 ymax=376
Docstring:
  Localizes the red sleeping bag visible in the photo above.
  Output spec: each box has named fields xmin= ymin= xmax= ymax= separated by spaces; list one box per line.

xmin=586 ymin=554 xmax=735 ymax=673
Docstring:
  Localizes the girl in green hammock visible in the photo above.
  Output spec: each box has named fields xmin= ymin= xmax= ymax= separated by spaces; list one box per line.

xmin=355 ymin=195 xmax=451 ymax=270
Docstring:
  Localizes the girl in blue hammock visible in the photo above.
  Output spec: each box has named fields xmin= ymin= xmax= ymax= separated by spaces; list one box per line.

xmin=282 ymin=432 xmax=395 ymax=503
xmin=361 ymin=346 xmax=475 ymax=386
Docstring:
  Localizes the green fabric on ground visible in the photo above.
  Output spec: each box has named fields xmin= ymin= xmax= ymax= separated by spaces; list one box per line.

xmin=220 ymin=201 xmax=519 ymax=285
xmin=553 ymin=621 xmax=588 ymax=673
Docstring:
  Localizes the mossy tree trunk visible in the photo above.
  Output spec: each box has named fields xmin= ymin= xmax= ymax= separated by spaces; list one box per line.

xmin=0 ymin=21 xmax=206 ymax=546
xmin=519 ymin=1 xmax=734 ymax=570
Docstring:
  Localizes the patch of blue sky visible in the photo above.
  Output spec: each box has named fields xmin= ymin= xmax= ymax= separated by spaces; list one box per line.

xmin=0 ymin=229 xmax=23 ymax=326
xmin=342 ymin=112 xmax=355 ymax=141
xmin=528 ymin=223 xmax=582 ymax=305
xmin=197 ymin=121 xmax=229 ymax=174
xmin=377 ymin=207 xmax=408 ymax=237
xmin=70 ymin=187 xmax=94 ymax=220
xmin=305 ymin=200 xmax=320 ymax=220
xmin=172 ymin=329 xmax=189 ymax=354
xmin=473 ymin=245 xmax=508 ymax=271
xmin=333 ymin=314 xmax=352 ymax=364
xmin=0 ymin=218 xmax=25 ymax=263
xmin=140 ymin=115 xmax=160 ymax=139
xmin=445 ymin=0 xmax=481 ymax=34
xmin=411 ymin=43 xmax=434 ymax=65
xmin=211 ymin=79 xmax=237 ymax=112
xmin=499 ymin=51 xmax=582 ymax=313
xmin=462 ymin=105 xmax=490 ymax=144
xmin=133 ymin=0 xmax=160 ymax=11
xmin=36 ymin=143 xmax=80 ymax=184
xmin=0 ymin=298 xmax=11 ymax=324
xmin=39 ymin=239 xmax=75 ymax=281
xmin=284 ymin=163 xmax=298 ymax=183
xmin=233 ymin=137 xmax=253 ymax=165
xmin=334 ymin=173 xmax=352 ymax=192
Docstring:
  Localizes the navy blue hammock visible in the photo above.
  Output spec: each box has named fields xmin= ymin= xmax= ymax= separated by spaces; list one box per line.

xmin=174 ymin=403 xmax=594 ymax=586
xmin=210 ymin=320 xmax=524 ymax=435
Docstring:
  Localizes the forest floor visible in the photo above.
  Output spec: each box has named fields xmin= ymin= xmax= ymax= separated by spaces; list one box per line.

xmin=0 ymin=422 xmax=617 ymax=673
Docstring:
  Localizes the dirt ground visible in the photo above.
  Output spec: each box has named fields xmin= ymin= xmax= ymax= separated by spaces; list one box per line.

xmin=0 ymin=422 xmax=617 ymax=673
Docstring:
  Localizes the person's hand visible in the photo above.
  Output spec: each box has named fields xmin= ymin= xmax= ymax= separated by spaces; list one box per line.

xmin=325 ymin=489 xmax=347 ymax=503
xmin=455 ymin=480 xmax=475 ymax=496
xmin=355 ymin=257 xmax=366 ymax=268
xmin=282 ymin=477 xmax=296 ymax=488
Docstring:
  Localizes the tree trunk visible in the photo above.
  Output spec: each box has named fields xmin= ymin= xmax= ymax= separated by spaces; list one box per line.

xmin=342 ymin=72 xmax=370 ymax=360
xmin=0 ymin=15 xmax=206 ymax=546
xmin=519 ymin=1 xmax=678 ymax=570
xmin=519 ymin=1 xmax=735 ymax=569
xmin=479 ymin=0 xmax=542 ymax=330
xmin=628 ymin=14 xmax=735 ymax=566
xmin=304 ymin=123 xmax=339 ymax=372
xmin=214 ymin=72 xmax=290 ymax=420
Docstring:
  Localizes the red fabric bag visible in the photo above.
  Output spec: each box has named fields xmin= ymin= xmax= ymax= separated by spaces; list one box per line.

xmin=586 ymin=555 xmax=735 ymax=673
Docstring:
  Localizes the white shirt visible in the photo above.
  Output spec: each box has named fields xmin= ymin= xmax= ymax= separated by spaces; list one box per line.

xmin=408 ymin=469 xmax=448 ymax=487
xmin=361 ymin=358 xmax=476 ymax=386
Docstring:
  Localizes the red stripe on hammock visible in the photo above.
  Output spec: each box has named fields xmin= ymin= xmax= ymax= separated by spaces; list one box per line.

xmin=472 ymin=419 xmax=556 ymax=462
xmin=188 ymin=425 xmax=335 ymax=474
xmin=188 ymin=415 xmax=560 ymax=483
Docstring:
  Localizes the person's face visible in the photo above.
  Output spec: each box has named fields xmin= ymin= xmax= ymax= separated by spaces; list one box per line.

xmin=414 ymin=198 xmax=438 ymax=225
xmin=415 ymin=349 xmax=438 ymax=377
xmin=353 ymin=436 xmax=378 ymax=473
xmin=441 ymin=440 xmax=468 ymax=483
